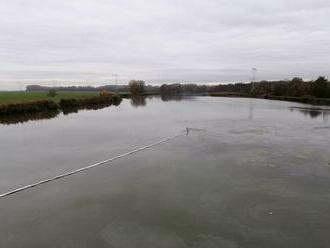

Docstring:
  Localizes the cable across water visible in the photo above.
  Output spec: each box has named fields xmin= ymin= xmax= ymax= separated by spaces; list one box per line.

xmin=0 ymin=132 xmax=185 ymax=199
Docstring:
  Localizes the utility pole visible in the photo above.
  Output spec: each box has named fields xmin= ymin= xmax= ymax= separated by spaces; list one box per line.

xmin=112 ymin=74 xmax=119 ymax=92
xmin=251 ymin=68 xmax=257 ymax=82
xmin=251 ymin=68 xmax=257 ymax=93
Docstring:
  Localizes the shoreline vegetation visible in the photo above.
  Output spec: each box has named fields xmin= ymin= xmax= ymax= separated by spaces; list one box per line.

xmin=24 ymin=76 xmax=330 ymax=105
xmin=0 ymin=76 xmax=329 ymax=124
xmin=159 ymin=76 xmax=330 ymax=105
xmin=0 ymin=93 xmax=123 ymax=124
xmin=0 ymin=94 xmax=123 ymax=115
xmin=209 ymin=93 xmax=330 ymax=105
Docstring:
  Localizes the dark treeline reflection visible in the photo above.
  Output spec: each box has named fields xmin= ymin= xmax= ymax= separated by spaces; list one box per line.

xmin=61 ymin=101 xmax=121 ymax=115
xmin=61 ymin=105 xmax=109 ymax=115
xmin=130 ymin=95 xmax=184 ymax=107
xmin=289 ymin=107 xmax=330 ymax=119
xmin=130 ymin=96 xmax=147 ymax=107
xmin=0 ymin=101 xmax=122 ymax=125
xmin=160 ymin=94 xmax=183 ymax=102
xmin=3 ymin=95 xmax=189 ymax=124
xmin=0 ymin=110 xmax=60 ymax=125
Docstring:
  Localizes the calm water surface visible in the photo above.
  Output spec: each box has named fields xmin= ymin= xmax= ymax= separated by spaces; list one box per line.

xmin=0 ymin=97 xmax=329 ymax=248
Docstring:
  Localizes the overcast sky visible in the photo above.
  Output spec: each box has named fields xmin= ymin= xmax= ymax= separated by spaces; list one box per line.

xmin=0 ymin=0 xmax=329 ymax=89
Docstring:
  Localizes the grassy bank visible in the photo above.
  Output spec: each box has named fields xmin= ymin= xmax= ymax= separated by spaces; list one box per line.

xmin=60 ymin=95 xmax=122 ymax=114
xmin=0 ymin=91 xmax=99 ymax=105
xmin=0 ymin=100 xmax=59 ymax=115
xmin=0 ymin=93 xmax=122 ymax=119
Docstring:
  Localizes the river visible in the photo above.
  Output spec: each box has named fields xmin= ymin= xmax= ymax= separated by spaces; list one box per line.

xmin=0 ymin=97 xmax=329 ymax=248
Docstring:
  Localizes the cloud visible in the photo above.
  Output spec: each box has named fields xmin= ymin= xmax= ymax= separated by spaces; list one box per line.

xmin=0 ymin=0 xmax=329 ymax=89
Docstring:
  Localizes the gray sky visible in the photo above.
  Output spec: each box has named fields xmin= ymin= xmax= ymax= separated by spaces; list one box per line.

xmin=0 ymin=0 xmax=329 ymax=89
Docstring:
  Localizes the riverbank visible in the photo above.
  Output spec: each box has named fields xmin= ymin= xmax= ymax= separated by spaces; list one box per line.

xmin=0 ymin=93 xmax=122 ymax=120
xmin=1 ymin=91 xmax=329 ymax=120
xmin=209 ymin=93 xmax=330 ymax=105
xmin=0 ymin=91 xmax=159 ymax=104
xmin=0 ymin=91 xmax=100 ymax=104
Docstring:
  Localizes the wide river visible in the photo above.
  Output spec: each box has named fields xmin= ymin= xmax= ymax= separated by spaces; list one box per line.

xmin=0 ymin=97 xmax=329 ymax=248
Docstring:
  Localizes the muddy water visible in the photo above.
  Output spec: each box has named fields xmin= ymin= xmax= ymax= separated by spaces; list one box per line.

xmin=0 ymin=97 xmax=329 ymax=248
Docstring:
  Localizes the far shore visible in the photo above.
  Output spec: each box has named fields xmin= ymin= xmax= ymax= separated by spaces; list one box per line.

xmin=0 ymin=90 xmax=329 ymax=125
xmin=1 ymin=77 xmax=330 ymax=121
xmin=209 ymin=92 xmax=330 ymax=106
xmin=1 ymin=91 xmax=330 ymax=112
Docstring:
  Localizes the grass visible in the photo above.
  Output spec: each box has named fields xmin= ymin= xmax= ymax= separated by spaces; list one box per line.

xmin=0 ymin=91 xmax=99 ymax=105
xmin=0 ymin=93 xmax=123 ymax=119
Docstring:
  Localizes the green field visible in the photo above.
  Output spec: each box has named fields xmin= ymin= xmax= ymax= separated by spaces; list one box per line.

xmin=0 ymin=91 xmax=99 ymax=105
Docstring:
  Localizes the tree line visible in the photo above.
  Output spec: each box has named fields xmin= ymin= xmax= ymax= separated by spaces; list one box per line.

xmin=27 ymin=76 xmax=330 ymax=99
xmin=160 ymin=77 xmax=330 ymax=98
xmin=26 ymin=83 xmax=159 ymax=94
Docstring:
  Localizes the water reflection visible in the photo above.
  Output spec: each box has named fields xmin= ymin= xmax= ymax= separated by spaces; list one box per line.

xmin=130 ymin=96 xmax=147 ymax=107
xmin=248 ymin=102 xmax=254 ymax=121
xmin=61 ymin=101 xmax=120 ymax=115
xmin=160 ymin=94 xmax=183 ymax=102
xmin=130 ymin=95 xmax=184 ymax=107
xmin=289 ymin=106 xmax=330 ymax=120
xmin=0 ymin=97 xmax=148 ymax=125
xmin=3 ymin=98 xmax=329 ymax=126
xmin=0 ymin=110 xmax=60 ymax=125
xmin=1 ymin=97 xmax=330 ymax=247
xmin=0 ymin=103 xmax=120 ymax=125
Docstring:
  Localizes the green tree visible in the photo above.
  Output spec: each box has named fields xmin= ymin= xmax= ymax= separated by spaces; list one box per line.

xmin=288 ymin=77 xmax=302 ymax=96
xmin=272 ymin=83 xmax=288 ymax=96
xmin=312 ymin=76 xmax=328 ymax=98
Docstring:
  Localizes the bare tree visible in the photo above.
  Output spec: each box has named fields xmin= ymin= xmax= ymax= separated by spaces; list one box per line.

xmin=129 ymin=80 xmax=145 ymax=95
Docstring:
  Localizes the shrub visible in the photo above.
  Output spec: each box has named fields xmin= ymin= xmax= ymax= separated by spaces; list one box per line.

xmin=112 ymin=94 xmax=122 ymax=106
xmin=59 ymin=98 xmax=78 ymax=108
xmin=312 ymin=76 xmax=328 ymax=98
xmin=47 ymin=89 xmax=57 ymax=97
xmin=100 ymin=90 xmax=114 ymax=97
